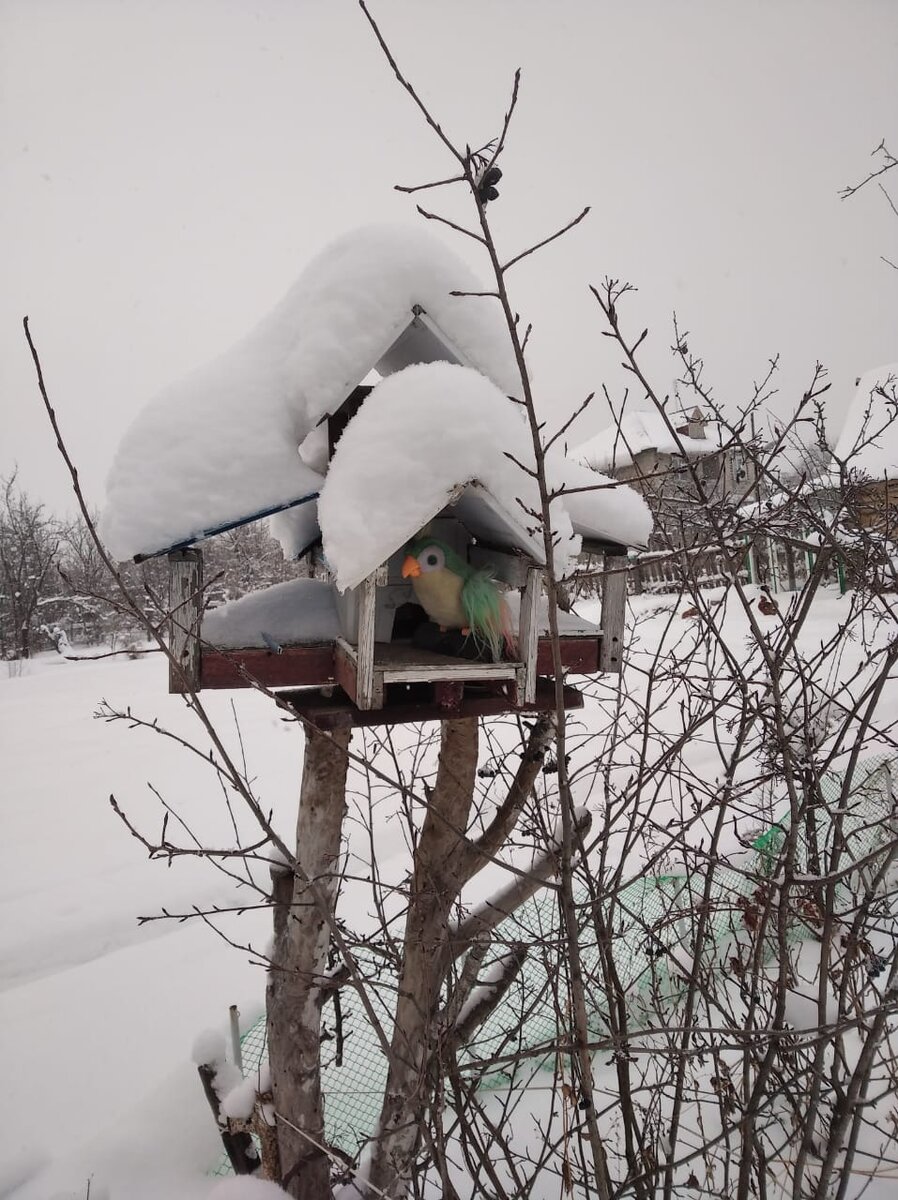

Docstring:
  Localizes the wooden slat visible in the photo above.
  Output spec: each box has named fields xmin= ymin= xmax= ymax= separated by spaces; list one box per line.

xmin=376 ymin=642 xmax=519 ymax=684
xmin=168 ymin=549 xmax=203 ymax=693
xmin=355 ymin=573 xmax=379 ymax=709
xmin=536 ymin=636 xmax=600 ymax=676
xmin=334 ymin=640 xmax=359 ymax=706
xmin=517 ymin=566 xmax=541 ymax=703
xmin=599 ymin=553 xmax=629 ymax=673
xmin=200 ymin=644 xmax=335 ymax=690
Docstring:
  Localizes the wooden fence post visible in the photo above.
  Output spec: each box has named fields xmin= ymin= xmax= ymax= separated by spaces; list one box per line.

xmin=599 ymin=554 xmax=629 ymax=674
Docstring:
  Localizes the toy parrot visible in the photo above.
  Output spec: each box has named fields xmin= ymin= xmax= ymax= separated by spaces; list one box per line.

xmin=401 ymin=537 xmax=517 ymax=662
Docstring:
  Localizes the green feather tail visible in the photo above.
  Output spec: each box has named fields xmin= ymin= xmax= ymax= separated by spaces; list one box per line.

xmin=461 ymin=570 xmax=517 ymax=662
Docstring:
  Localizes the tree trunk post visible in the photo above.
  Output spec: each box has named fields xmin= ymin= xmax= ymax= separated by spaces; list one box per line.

xmin=267 ymin=724 xmax=351 ymax=1200
xmin=368 ymin=717 xmax=480 ymax=1199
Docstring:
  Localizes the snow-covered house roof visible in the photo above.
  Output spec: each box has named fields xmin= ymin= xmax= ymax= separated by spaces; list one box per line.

xmin=832 ymin=363 xmax=898 ymax=479
xmin=101 ymin=224 xmax=652 ymax=580
xmin=573 ymin=408 xmax=724 ymax=474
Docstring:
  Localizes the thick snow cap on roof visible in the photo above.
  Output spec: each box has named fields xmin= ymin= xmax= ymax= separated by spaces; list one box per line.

xmin=318 ymin=362 xmax=652 ymax=591
xmin=100 ymin=224 xmax=521 ymax=561
xmin=833 ymin=363 xmax=898 ymax=479
xmin=574 ymin=408 xmax=723 ymax=473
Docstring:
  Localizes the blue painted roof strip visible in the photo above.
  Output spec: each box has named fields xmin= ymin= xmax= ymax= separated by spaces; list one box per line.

xmin=132 ymin=490 xmax=320 ymax=562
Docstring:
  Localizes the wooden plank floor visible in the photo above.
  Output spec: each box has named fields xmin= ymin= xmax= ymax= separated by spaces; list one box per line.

xmin=373 ymin=641 xmax=520 ymax=681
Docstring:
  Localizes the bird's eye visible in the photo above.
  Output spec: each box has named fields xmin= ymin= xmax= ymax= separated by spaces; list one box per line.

xmin=418 ymin=546 xmax=445 ymax=572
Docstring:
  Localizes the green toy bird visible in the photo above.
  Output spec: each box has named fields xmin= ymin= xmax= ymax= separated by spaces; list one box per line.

xmin=401 ymin=537 xmax=517 ymax=662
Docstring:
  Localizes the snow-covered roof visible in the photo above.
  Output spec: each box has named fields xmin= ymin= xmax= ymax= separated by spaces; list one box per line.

xmin=832 ymin=363 xmax=898 ymax=479
xmin=100 ymin=224 xmax=521 ymax=562
xmin=573 ymin=409 xmax=723 ymax=473
xmin=318 ymin=362 xmax=651 ymax=590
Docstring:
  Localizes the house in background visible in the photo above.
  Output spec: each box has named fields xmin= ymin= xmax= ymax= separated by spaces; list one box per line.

xmin=573 ymin=405 xmax=754 ymax=549
xmin=831 ymin=363 xmax=898 ymax=535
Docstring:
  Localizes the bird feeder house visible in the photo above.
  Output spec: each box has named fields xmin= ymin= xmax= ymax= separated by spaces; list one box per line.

xmin=101 ymin=225 xmax=652 ymax=728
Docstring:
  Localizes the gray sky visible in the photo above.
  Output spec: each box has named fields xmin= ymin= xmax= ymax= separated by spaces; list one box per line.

xmin=2 ymin=0 xmax=896 ymax=515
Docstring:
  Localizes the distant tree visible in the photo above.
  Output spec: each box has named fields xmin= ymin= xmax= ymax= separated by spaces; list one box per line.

xmin=841 ymin=139 xmax=897 ymax=271
xmin=203 ymin=521 xmax=298 ymax=607
xmin=0 ymin=473 xmax=62 ymax=659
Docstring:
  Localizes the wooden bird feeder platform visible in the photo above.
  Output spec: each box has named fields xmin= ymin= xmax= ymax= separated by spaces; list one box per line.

xmin=167 ymin=525 xmax=628 ymax=730
xmin=142 ymin=303 xmax=638 ymax=728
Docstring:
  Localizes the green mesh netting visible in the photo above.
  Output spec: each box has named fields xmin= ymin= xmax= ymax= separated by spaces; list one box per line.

xmin=213 ymin=753 xmax=895 ymax=1173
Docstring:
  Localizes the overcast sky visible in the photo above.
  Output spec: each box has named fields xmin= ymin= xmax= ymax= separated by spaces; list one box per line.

xmin=2 ymin=0 xmax=896 ymax=515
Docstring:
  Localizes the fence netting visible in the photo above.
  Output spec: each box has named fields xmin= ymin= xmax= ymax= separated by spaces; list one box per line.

xmin=214 ymin=752 xmax=896 ymax=1173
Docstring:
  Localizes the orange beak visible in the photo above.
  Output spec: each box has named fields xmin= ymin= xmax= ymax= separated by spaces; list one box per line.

xmin=401 ymin=555 xmax=421 ymax=579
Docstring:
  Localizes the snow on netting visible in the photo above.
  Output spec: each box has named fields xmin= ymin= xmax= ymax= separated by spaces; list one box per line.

xmin=213 ymin=754 xmax=895 ymax=1173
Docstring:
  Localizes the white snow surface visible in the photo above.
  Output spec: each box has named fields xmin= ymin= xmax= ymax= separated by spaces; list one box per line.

xmin=220 ymin=1076 xmax=259 ymax=1121
xmin=318 ymin=362 xmax=651 ymax=590
xmin=2 ymin=586 xmax=896 ymax=1199
xmin=573 ymin=408 xmax=724 ymax=472
xmin=191 ymin=1029 xmax=227 ymax=1067
xmin=557 ymin=455 xmax=646 ymax=547
xmin=267 ymin=498 xmax=322 ymax=561
xmin=100 ymin=224 xmax=520 ymax=562
xmin=209 ymin=1180 xmax=290 ymax=1199
xmin=203 ymin=579 xmax=340 ymax=648
xmin=833 ymin=362 xmax=898 ymax=478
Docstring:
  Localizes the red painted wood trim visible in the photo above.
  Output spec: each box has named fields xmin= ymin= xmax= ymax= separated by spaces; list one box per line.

xmin=198 ymin=644 xmax=335 ymax=691
xmin=537 ymin=636 xmax=600 ymax=676
xmin=196 ymin=635 xmax=601 ymax=693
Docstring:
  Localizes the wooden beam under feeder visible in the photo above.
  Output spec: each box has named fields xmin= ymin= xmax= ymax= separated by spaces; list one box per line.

xmin=278 ymin=679 xmax=586 ymax=732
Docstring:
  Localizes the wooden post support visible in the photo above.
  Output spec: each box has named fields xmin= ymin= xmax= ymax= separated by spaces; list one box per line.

xmin=630 ymin=554 xmax=644 ymax=596
xmin=267 ymin=724 xmax=352 ymax=1199
xmin=168 ymin=548 xmax=203 ymax=693
xmin=599 ymin=553 xmax=628 ymax=674
xmin=435 ymin=680 xmax=464 ymax=712
xmin=517 ymin=566 xmax=542 ymax=704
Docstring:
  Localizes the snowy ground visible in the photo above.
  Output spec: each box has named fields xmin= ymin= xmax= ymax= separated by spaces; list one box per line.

xmin=0 ymin=650 xmax=297 ymax=1199
xmin=1 ymin=585 xmax=895 ymax=1199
